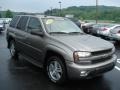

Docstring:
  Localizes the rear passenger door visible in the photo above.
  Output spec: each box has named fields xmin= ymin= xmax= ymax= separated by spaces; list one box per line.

xmin=25 ymin=17 xmax=45 ymax=62
xmin=15 ymin=16 xmax=29 ymax=54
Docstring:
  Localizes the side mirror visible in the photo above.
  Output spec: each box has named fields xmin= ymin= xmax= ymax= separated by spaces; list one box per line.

xmin=31 ymin=30 xmax=44 ymax=37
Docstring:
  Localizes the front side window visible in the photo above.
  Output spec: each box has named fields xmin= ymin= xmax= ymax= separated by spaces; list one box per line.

xmin=16 ymin=16 xmax=28 ymax=31
xmin=27 ymin=17 xmax=42 ymax=32
xmin=42 ymin=18 xmax=83 ymax=34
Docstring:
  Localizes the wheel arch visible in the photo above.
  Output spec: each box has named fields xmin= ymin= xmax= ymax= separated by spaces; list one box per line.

xmin=7 ymin=36 xmax=15 ymax=48
xmin=44 ymin=50 xmax=67 ymax=68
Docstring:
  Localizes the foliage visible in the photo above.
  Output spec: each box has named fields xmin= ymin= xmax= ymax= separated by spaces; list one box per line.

xmin=44 ymin=6 xmax=120 ymax=22
xmin=0 ymin=13 xmax=1 ymax=18
xmin=5 ymin=10 xmax=13 ymax=18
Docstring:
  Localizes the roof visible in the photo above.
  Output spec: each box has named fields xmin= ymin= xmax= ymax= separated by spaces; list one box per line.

xmin=16 ymin=14 xmax=64 ymax=19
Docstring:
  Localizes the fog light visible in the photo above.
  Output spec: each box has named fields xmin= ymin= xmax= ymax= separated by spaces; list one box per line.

xmin=80 ymin=71 xmax=88 ymax=77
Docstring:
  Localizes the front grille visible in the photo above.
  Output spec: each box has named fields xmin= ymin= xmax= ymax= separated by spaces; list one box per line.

xmin=77 ymin=48 xmax=113 ymax=65
xmin=92 ymin=49 xmax=112 ymax=56
xmin=91 ymin=56 xmax=112 ymax=64
xmin=91 ymin=49 xmax=113 ymax=64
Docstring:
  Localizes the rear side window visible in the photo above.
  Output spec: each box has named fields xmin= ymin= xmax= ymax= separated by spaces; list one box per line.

xmin=10 ymin=16 xmax=20 ymax=28
xmin=16 ymin=16 xmax=29 ymax=31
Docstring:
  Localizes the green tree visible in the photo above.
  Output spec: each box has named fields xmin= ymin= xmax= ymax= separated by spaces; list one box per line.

xmin=44 ymin=6 xmax=120 ymax=23
xmin=5 ymin=10 xmax=13 ymax=18
xmin=0 ymin=13 xmax=2 ymax=18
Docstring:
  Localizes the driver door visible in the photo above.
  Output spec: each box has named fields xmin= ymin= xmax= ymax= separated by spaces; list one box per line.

xmin=25 ymin=17 xmax=45 ymax=63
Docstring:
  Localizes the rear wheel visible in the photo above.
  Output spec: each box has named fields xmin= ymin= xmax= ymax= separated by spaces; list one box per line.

xmin=46 ymin=56 xmax=67 ymax=84
xmin=9 ymin=40 xmax=18 ymax=59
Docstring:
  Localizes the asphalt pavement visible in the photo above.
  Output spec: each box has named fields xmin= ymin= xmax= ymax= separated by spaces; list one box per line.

xmin=0 ymin=32 xmax=120 ymax=90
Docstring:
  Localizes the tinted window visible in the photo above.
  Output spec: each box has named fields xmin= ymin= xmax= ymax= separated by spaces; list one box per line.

xmin=10 ymin=16 xmax=20 ymax=28
xmin=27 ymin=17 xmax=42 ymax=32
xmin=16 ymin=16 xmax=29 ymax=31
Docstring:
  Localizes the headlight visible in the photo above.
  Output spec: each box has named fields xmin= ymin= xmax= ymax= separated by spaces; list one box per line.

xmin=73 ymin=51 xmax=91 ymax=61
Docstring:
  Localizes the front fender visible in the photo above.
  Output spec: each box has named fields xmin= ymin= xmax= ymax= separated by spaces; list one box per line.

xmin=45 ymin=44 xmax=74 ymax=62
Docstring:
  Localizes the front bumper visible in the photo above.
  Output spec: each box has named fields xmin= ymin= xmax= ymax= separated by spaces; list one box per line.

xmin=66 ymin=54 xmax=117 ymax=79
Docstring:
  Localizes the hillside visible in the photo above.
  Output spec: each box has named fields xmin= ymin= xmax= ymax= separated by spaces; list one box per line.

xmin=0 ymin=6 xmax=120 ymax=22
xmin=0 ymin=11 xmax=42 ymax=18
xmin=44 ymin=6 xmax=120 ymax=22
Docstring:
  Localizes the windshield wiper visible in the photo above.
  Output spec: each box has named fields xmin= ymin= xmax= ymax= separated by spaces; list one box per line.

xmin=68 ymin=32 xmax=85 ymax=34
xmin=49 ymin=32 xmax=68 ymax=34
xmin=49 ymin=32 xmax=85 ymax=35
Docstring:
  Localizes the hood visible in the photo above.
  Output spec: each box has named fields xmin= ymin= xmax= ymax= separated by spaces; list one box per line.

xmin=51 ymin=34 xmax=113 ymax=52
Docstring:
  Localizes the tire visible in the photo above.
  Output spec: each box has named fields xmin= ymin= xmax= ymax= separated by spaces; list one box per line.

xmin=94 ymin=74 xmax=103 ymax=80
xmin=9 ymin=40 xmax=18 ymax=59
xmin=115 ymin=40 xmax=120 ymax=45
xmin=46 ymin=56 xmax=67 ymax=84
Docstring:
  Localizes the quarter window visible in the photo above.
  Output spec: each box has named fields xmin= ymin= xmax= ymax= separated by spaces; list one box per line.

xmin=10 ymin=16 xmax=20 ymax=28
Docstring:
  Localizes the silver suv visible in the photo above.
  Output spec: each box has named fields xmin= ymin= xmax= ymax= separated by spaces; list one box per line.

xmin=6 ymin=15 xmax=117 ymax=84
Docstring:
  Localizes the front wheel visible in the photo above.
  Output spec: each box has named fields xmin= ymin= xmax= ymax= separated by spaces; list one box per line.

xmin=9 ymin=40 xmax=18 ymax=59
xmin=46 ymin=56 xmax=67 ymax=84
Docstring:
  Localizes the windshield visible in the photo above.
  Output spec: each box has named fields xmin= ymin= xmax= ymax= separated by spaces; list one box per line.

xmin=104 ymin=24 xmax=115 ymax=28
xmin=42 ymin=18 xmax=83 ymax=34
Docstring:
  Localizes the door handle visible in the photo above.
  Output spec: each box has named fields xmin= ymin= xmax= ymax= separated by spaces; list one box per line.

xmin=15 ymin=34 xmax=27 ymax=40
